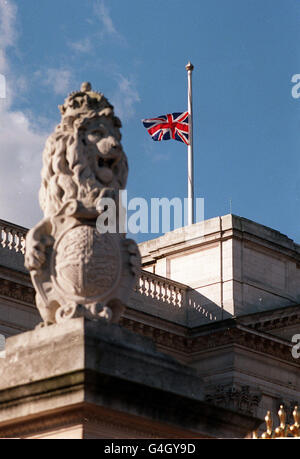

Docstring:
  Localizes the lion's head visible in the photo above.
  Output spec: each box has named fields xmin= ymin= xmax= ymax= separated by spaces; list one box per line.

xmin=39 ymin=82 xmax=128 ymax=218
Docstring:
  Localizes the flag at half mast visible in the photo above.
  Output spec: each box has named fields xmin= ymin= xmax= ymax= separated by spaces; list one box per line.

xmin=142 ymin=61 xmax=194 ymax=226
xmin=142 ymin=111 xmax=189 ymax=145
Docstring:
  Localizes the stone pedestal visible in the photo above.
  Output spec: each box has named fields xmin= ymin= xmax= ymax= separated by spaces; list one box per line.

xmin=0 ymin=318 xmax=260 ymax=438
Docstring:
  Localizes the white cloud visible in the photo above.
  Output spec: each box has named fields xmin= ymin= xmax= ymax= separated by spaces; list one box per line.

xmin=69 ymin=37 xmax=92 ymax=54
xmin=0 ymin=0 xmax=49 ymax=228
xmin=95 ymin=0 xmax=117 ymax=35
xmin=0 ymin=0 xmax=17 ymax=73
xmin=0 ymin=106 xmax=46 ymax=227
xmin=43 ymin=68 xmax=73 ymax=96
xmin=0 ymin=0 xmax=138 ymax=228
xmin=111 ymin=74 xmax=140 ymax=122
xmin=94 ymin=0 xmax=125 ymax=43
xmin=69 ymin=1 xmax=126 ymax=57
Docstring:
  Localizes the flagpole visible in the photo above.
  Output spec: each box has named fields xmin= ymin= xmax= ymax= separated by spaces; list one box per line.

xmin=186 ymin=61 xmax=194 ymax=225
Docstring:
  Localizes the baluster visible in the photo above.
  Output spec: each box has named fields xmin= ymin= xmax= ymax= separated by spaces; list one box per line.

xmin=169 ymin=285 xmax=173 ymax=304
xmin=0 ymin=225 xmax=4 ymax=248
xmin=141 ymin=275 xmax=147 ymax=296
xmin=15 ymin=232 xmax=20 ymax=252
xmin=146 ymin=277 xmax=151 ymax=297
xmin=148 ymin=277 xmax=154 ymax=298
xmin=144 ymin=277 xmax=148 ymax=296
xmin=0 ymin=225 xmax=28 ymax=253
xmin=138 ymin=275 xmax=143 ymax=294
xmin=169 ymin=285 xmax=174 ymax=304
xmin=1 ymin=227 xmax=9 ymax=249
xmin=7 ymin=228 xmax=14 ymax=250
xmin=174 ymin=287 xmax=179 ymax=306
xmin=176 ymin=288 xmax=181 ymax=308
xmin=152 ymin=279 xmax=158 ymax=300
xmin=158 ymin=281 xmax=164 ymax=301
xmin=179 ymin=288 xmax=185 ymax=308
xmin=159 ymin=281 xmax=165 ymax=302
xmin=178 ymin=288 xmax=183 ymax=308
xmin=15 ymin=232 xmax=23 ymax=253
xmin=21 ymin=233 xmax=26 ymax=254
xmin=149 ymin=277 xmax=154 ymax=297
xmin=12 ymin=229 xmax=18 ymax=252
xmin=163 ymin=282 xmax=169 ymax=303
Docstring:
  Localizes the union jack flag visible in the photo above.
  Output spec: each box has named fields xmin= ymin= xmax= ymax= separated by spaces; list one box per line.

xmin=142 ymin=111 xmax=189 ymax=145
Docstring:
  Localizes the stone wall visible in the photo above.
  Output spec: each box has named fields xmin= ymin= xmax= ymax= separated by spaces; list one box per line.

xmin=140 ymin=214 xmax=300 ymax=317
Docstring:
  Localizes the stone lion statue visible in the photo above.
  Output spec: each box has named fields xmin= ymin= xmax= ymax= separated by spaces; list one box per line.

xmin=25 ymin=82 xmax=140 ymax=326
xmin=39 ymin=82 xmax=128 ymax=219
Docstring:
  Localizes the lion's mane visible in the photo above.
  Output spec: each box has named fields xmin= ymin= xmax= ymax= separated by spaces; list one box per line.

xmin=39 ymin=113 xmax=128 ymax=218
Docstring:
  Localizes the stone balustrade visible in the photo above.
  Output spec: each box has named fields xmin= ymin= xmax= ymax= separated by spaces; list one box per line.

xmin=135 ymin=270 xmax=186 ymax=308
xmin=0 ymin=219 xmax=218 ymax=323
xmin=0 ymin=220 xmax=27 ymax=254
xmin=135 ymin=270 xmax=218 ymax=322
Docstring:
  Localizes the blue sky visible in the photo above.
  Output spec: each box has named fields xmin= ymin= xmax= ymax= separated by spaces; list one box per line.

xmin=1 ymin=0 xmax=300 ymax=244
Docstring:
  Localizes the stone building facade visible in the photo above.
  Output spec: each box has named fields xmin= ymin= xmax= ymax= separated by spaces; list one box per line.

xmin=0 ymin=214 xmax=299 ymax=438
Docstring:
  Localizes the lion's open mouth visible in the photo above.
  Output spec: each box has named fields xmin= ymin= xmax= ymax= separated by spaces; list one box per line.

xmin=98 ymin=157 xmax=116 ymax=169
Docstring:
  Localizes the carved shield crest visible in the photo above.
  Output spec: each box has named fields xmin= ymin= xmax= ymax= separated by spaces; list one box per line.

xmin=52 ymin=225 xmax=121 ymax=302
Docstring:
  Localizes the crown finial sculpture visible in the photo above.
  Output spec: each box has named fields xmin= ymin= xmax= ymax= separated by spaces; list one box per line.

xmin=25 ymin=82 xmax=140 ymax=325
xmin=80 ymin=81 xmax=91 ymax=92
